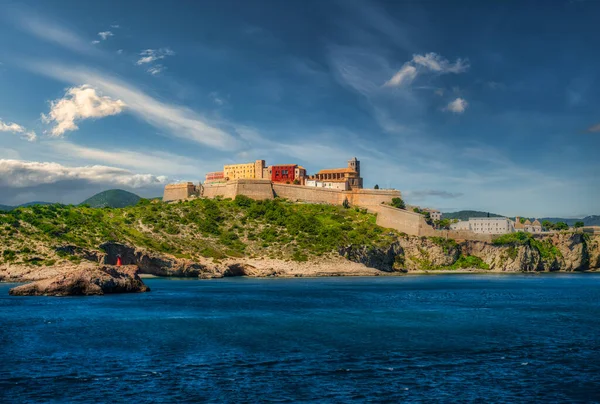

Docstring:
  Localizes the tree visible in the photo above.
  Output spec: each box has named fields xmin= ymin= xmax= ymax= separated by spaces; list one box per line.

xmin=519 ymin=217 xmax=526 ymax=224
xmin=436 ymin=218 xmax=451 ymax=230
xmin=342 ymin=198 xmax=350 ymax=209
xmin=374 ymin=184 xmax=379 ymax=189
xmin=574 ymin=221 xmax=584 ymax=229
xmin=293 ymin=179 xmax=300 ymax=185
xmin=554 ymin=222 xmax=569 ymax=231
xmin=391 ymin=197 xmax=406 ymax=209
xmin=542 ymin=220 xmax=553 ymax=230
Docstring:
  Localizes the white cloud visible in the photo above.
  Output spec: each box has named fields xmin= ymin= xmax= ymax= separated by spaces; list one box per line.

xmin=91 ymin=40 xmax=100 ymax=45
xmin=98 ymin=31 xmax=113 ymax=40
xmin=117 ymin=49 xmax=124 ymax=54
xmin=147 ymin=65 xmax=165 ymax=75
xmin=445 ymin=97 xmax=468 ymax=114
xmin=385 ymin=52 xmax=470 ymax=87
xmin=412 ymin=52 xmax=469 ymax=73
xmin=0 ymin=159 xmax=168 ymax=188
xmin=136 ymin=48 xmax=175 ymax=65
xmin=383 ymin=64 xmax=417 ymax=87
xmin=26 ymin=62 xmax=237 ymax=149
xmin=41 ymin=85 xmax=126 ymax=136
xmin=0 ymin=119 xmax=37 ymax=142
xmin=110 ymin=24 xmax=120 ymax=29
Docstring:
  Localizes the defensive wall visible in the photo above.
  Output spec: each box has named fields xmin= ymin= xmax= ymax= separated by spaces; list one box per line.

xmin=374 ymin=204 xmax=494 ymax=241
xmin=164 ymin=180 xmax=492 ymax=241
xmin=163 ymin=182 xmax=200 ymax=202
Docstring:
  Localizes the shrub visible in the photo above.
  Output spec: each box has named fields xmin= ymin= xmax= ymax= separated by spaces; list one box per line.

xmin=391 ymin=197 xmax=406 ymax=209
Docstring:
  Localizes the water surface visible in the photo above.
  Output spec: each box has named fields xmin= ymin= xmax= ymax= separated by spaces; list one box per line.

xmin=1 ymin=274 xmax=600 ymax=402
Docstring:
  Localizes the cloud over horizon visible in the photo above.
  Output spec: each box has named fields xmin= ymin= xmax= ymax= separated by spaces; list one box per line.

xmin=384 ymin=52 xmax=469 ymax=87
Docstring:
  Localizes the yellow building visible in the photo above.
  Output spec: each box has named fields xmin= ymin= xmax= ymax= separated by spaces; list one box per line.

xmin=223 ymin=160 xmax=265 ymax=181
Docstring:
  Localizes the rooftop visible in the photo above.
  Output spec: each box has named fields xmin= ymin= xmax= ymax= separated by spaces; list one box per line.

xmin=316 ymin=168 xmax=358 ymax=174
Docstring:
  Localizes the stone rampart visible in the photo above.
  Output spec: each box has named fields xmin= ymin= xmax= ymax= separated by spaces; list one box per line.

xmin=163 ymin=183 xmax=199 ymax=202
xmin=375 ymin=204 xmax=429 ymax=236
xmin=273 ymin=183 xmax=345 ymax=205
xmin=375 ymin=204 xmax=495 ymax=241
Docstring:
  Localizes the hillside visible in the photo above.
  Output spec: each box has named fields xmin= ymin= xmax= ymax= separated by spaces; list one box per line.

xmin=442 ymin=210 xmax=504 ymax=221
xmin=1 ymin=196 xmax=598 ymax=283
xmin=81 ymin=189 xmax=141 ymax=208
xmin=0 ymin=202 xmax=54 ymax=212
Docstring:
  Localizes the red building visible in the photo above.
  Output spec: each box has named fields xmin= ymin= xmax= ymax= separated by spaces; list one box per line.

xmin=271 ymin=165 xmax=296 ymax=184
xmin=205 ymin=171 xmax=225 ymax=183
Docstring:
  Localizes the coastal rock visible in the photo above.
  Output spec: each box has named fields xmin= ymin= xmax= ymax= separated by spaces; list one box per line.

xmin=549 ymin=233 xmax=588 ymax=271
xmin=587 ymin=235 xmax=600 ymax=270
xmin=338 ymin=241 xmax=403 ymax=272
xmin=8 ymin=265 xmax=150 ymax=296
xmin=461 ymin=241 xmax=541 ymax=271
xmin=397 ymin=237 xmax=460 ymax=270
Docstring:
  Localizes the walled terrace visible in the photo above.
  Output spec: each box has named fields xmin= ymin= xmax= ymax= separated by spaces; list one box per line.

xmin=163 ymin=179 xmax=493 ymax=241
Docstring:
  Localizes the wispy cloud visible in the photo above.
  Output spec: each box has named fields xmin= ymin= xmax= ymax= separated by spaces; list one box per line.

xmin=12 ymin=11 xmax=98 ymax=56
xmin=49 ymin=141 xmax=203 ymax=176
xmin=147 ymin=65 xmax=165 ymax=75
xmin=0 ymin=118 xmax=37 ymax=142
xmin=406 ymin=190 xmax=464 ymax=199
xmin=385 ymin=52 xmax=469 ymax=87
xmin=209 ymin=92 xmax=226 ymax=106
xmin=97 ymin=31 xmax=113 ymax=40
xmin=136 ymin=48 xmax=175 ymax=65
xmin=25 ymin=62 xmax=237 ymax=150
xmin=41 ymin=85 xmax=126 ymax=136
xmin=444 ymin=97 xmax=468 ymax=114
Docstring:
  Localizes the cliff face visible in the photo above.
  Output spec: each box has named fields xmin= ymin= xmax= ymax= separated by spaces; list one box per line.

xmin=342 ymin=233 xmax=600 ymax=272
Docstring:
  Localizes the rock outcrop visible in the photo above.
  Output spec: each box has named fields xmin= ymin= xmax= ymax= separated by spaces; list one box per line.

xmin=9 ymin=265 xmax=149 ymax=296
xmin=338 ymin=241 xmax=403 ymax=272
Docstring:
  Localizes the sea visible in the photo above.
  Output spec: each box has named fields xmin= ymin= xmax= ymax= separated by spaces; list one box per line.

xmin=1 ymin=274 xmax=600 ymax=403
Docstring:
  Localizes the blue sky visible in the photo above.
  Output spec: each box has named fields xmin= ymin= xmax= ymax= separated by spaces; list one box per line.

xmin=0 ymin=0 xmax=598 ymax=217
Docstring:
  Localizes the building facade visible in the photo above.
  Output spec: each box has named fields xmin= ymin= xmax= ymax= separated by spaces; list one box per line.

xmin=423 ymin=208 xmax=441 ymax=221
xmin=271 ymin=164 xmax=297 ymax=184
xmin=514 ymin=217 xmax=543 ymax=233
xmin=309 ymin=158 xmax=364 ymax=190
xmin=223 ymin=160 xmax=265 ymax=181
xmin=205 ymin=171 xmax=225 ymax=184
xmin=450 ymin=217 xmax=515 ymax=234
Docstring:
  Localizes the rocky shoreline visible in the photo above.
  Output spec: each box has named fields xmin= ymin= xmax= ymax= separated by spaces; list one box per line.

xmin=2 ymin=232 xmax=599 ymax=296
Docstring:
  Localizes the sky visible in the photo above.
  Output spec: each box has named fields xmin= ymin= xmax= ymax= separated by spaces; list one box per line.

xmin=0 ymin=0 xmax=598 ymax=217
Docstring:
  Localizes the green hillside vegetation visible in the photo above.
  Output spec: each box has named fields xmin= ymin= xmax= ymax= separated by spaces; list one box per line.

xmin=81 ymin=189 xmax=141 ymax=208
xmin=0 ymin=196 xmax=397 ymax=265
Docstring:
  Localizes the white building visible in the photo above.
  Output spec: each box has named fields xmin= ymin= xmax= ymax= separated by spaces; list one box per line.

xmin=424 ymin=209 xmax=441 ymax=221
xmin=450 ymin=217 xmax=515 ymax=234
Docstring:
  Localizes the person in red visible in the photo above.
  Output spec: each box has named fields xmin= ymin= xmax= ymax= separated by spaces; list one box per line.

xmin=116 ymin=254 xmax=122 ymax=266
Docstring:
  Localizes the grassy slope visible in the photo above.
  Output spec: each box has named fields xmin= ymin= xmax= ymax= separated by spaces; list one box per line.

xmin=0 ymin=196 xmax=397 ymax=266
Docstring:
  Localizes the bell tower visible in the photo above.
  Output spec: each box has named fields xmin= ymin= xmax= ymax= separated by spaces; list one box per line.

xmin=348 ymin=157 xmax=360 ymax=176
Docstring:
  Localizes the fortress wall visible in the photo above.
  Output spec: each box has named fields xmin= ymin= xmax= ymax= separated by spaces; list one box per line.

xmin=349 ymin=189 xmax=401 ymax=210
xmin=163 ymin=183 xmax=197 ymax=202
xmin=202 ymin=182 xmax=237 ymax=199
xmin=375 ymin=205 xmax=426 ymax=236
xmin=235 ymin=179 xmax=274 ymax=200
xmin=272 ymin=183 xmax=345 ymax=205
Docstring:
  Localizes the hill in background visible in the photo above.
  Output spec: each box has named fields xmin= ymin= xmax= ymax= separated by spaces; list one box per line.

xmin=80 ymin=190 xmax=141 ymax=208
xmin=442 ymin=210 xmax=503 ymax=221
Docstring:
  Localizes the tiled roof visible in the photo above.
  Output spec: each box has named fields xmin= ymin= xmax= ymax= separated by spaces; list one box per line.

xmin=317 ymin=168 xmax=358 ymax=174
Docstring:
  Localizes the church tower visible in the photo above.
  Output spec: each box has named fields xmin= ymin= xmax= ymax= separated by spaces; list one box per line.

xmin=348 ymin=157 xmax=360 ymax=176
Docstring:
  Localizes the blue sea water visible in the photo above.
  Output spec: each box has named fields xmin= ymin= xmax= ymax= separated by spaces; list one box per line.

xmin=1 ymin=274 xmax=600 ymax=403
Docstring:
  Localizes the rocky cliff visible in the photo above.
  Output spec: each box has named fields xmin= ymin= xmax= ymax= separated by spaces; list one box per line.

xmin=341 ymin=233 xmax=599 ymax=272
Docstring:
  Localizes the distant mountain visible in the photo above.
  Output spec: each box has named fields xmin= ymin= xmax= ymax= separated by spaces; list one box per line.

xmin=0 ymin=201 xmax=53 ymax=211
xmin=539 ymin=216 xmax=600 ymax=227
xmin=80 ymin=189 xmax=141 ymax=208
xmin=442 ymin=210 xmax=504 ymax=221
xmin=443 ymin=211 xmax=599 ymax=226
